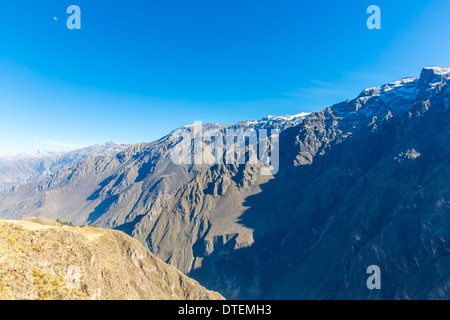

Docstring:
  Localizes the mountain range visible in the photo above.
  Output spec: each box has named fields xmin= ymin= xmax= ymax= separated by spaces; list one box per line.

xmin=0 ymin=67 xmax=449 ymax=299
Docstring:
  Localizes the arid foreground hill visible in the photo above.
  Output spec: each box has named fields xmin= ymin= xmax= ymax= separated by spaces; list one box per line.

xmin=0 ymin=217 xmax=223 ymax=300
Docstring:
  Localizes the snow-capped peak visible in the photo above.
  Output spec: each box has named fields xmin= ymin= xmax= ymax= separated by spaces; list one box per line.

xmin=262 ymin=113 xmax=311 ymax=122
xmin=334 ymin=67 xmax=449 ymax=119
xmin=357 ymin=77 xmax=418 ymax=101
xmin=422 ymin=67 xmax=450 ymax=75
xmin=356 ymin=67 xmax=450 ymax=103
xmin=181 ymin=113 xmax=311 ymax=131
xmin=234 ymin=112 xmax=311 ymax=131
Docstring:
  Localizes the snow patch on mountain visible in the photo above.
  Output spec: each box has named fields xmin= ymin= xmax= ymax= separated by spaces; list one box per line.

xmin=336 ymin=67 xmax=450 ymax=119
xmin=237 ymin=113 xmax=311 ymax=130
xmin=423 ymin=67 xmax=450 ymax=75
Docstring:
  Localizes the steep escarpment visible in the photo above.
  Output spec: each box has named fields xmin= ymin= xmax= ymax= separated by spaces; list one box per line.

xmin=142 ymin=67 xmax=450 ymax=299
xmin=0 ymin=217 xmax=223 ymax=300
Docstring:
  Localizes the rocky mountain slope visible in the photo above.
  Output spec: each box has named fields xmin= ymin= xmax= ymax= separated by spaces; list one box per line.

xmin=0 ymin=142 xmax=130 ymax=190
xmin=180 ymin=67 xmax=450 ymax=299
xmin=0 ymin=217 xmax=223 ymax=300
xmin=0 ymin=115 xmax=304 ymax=226
xmin=0 ymin=67 xmax=448 ymax=299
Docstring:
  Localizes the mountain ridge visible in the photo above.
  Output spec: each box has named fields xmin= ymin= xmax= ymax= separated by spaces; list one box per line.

xmin=0 ymin=67 xmax=449 ymax=299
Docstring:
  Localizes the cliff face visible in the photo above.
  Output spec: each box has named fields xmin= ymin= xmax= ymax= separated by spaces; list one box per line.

xmin=0 ymin=217 xmax=223 ymax=300
xmin=137 ymin=67 xmax=450 ymax=299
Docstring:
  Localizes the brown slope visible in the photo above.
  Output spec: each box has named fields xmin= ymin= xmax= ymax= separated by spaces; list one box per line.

xmin=0 ymin=217 xmax=224 ymax=300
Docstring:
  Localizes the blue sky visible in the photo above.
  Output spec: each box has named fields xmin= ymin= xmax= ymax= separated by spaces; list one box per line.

xmin=0 ymin=0 xmax=449 ymax=153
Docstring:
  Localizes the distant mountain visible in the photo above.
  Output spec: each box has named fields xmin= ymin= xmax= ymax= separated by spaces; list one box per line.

xmin=0 ymin=150 xmax=65 ymax=162
xmin=0 ymin=67 xmax=449 ymax=300
xmin=0 ymin=142 xmax=130 ymax=190
xmin=0 ymin=217 xmax=223 ymax=300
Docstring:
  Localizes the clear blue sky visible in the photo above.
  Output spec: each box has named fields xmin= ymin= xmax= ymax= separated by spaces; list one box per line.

xmin=0 ymin=0 xmax=449 ymax=153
